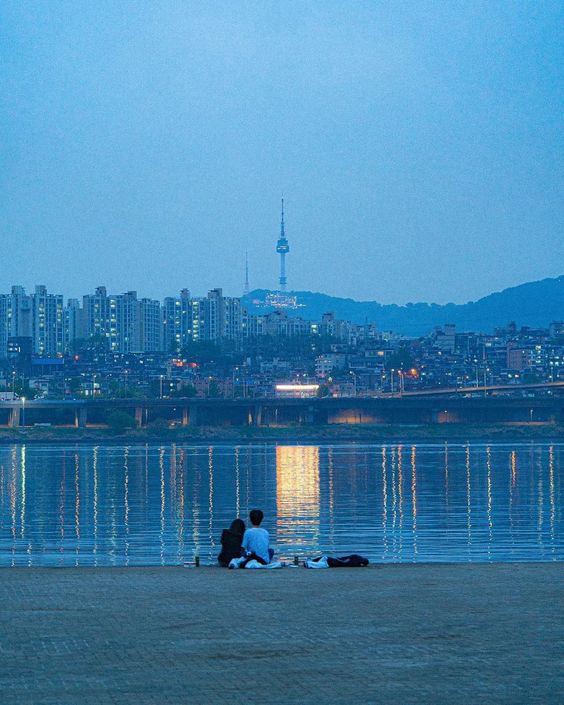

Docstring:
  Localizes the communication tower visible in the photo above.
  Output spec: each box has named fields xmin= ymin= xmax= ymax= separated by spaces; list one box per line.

xmin=276 ymin=198 xmax=290 ymax=291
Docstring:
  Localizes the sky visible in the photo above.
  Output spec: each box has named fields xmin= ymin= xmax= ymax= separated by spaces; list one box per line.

xmin=1 ymin=1 xmax=563 ymax=304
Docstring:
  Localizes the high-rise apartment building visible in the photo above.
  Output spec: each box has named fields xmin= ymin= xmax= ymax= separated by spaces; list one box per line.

xmin=163 ymin=289 xmax=192 ymax=353
xmin=64 ymin=298 xmax=83 ymax=351
xmin=82 ymin=286 xmax=119 ymax=351
xmin=138 ymin=298 xmax=162 ymax=353
xmin=1 ymin=287 xmax=28 ymax=357
xmin=198 ymin=288 xmax=246 ymax=344
xmin=191 ymin=298 xmax=204 ymax=343
xmin=31 ymin=285 xmax=64 ymax=356
xmin=117 ymin=291 xmax=138 ymax=353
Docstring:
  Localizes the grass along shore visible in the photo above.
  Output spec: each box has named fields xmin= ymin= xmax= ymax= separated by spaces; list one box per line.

xmin=0 ymin=422 xmax=563 ymax=443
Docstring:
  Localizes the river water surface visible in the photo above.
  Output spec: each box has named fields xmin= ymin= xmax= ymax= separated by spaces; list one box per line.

xmin=0 ymin=442 xmax=561 ymax=566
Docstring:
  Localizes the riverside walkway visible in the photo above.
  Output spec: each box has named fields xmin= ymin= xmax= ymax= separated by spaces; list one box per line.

xmin=1 ymin=564 xmax=562 ymax=704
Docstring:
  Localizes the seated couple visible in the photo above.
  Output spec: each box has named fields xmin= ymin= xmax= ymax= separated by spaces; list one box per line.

xmin=217 ymin=509 xmax=274 ymax=568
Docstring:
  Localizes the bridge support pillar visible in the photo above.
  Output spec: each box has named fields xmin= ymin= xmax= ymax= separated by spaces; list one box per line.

xmin=189 ymin=405 xmax=198 ymax=426
xmin=254 ymin=404 xmax=263 ymax=426
xmin=304 ymin=406 xmax=314 ymax=424
xmin=135 ymin=407 xmax=144 ymax=429
xmin=182 ymin=408 xmax=189 ymax=427
xmin=9 ymin=407 xmax=20 ymax=428
xmin=75 ymin=407 xmax=87 ymax=428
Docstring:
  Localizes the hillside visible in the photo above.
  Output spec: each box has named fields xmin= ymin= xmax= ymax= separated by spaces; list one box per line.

xmin=242 ymin=276 xmax=564 ymax=336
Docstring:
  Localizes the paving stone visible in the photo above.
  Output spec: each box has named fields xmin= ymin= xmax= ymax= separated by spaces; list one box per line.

xmin=0 ymin=564 xmax=562 ymax=704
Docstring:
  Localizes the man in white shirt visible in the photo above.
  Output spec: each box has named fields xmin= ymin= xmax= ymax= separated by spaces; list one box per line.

xmin=241 ymin=509 xmax=273 ymax=564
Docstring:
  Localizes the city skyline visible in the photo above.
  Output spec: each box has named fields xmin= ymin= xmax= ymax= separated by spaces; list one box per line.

xmin=1 ymin=276 xmax=562 ymax=360
xmin=1 ymin=270 xmax=562 ymax=306
xmin=2 ymin=2 xmax=563 ymax=304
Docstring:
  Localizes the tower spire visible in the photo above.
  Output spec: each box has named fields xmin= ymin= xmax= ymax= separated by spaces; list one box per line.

xmin=243 ymin=250 xmax=250 ymax=296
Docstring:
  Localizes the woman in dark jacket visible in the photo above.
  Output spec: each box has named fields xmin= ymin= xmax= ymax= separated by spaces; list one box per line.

xmin=217 ymin=518 xmax=245 ymax=567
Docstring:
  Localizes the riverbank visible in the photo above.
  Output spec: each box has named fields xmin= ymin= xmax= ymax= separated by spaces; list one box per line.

xmin=0 ymin=422 xmax=563 ymax=444
xmin=1 ymin=564 xmax=561 ymax=704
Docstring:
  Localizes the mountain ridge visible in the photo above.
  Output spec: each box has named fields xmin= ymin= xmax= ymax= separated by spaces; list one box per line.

xmin=242 ymin=275 xmax=564 ymax=336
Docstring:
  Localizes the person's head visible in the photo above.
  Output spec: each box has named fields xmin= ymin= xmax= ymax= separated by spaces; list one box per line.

xmin=230 ymin=518 xmax=245 ymax=535
xmin=249 ymin=509 xmax=264 ymax=527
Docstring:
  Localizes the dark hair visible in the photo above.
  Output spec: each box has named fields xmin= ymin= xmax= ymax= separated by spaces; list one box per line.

xmin=230 ymin=518 xmax=245 ymax=535
xmin=249 ymin=509 xmax=264 ymax=526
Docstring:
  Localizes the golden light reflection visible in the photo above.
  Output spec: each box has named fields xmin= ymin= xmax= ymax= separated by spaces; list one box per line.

xmin=171 ymin=444 xmax=177 ymax=506
xmin=537 ymin=447 xmax=544 ymax=542
xmin=391 ymin=446 xmax=397 ymax=534
xmin=9 ymin=447 xmax=17 ymax=566
xmin=59 ymin=453 xmax=66 ymax=548
xmin=20 ymin=445 xmax=26 ymax=539
xmin=444 ymin=442 xmax=449 ymax=508
xmin=0 ymin=464 xmax=4 ymax=517
xmin=246 ymin=447 xmax=252 ymax=509
xmin=160 ymin=446 xmax=165 ymax=565
xmin=509 ymin=449 xmax=515 ymax=531
xmin=276 ymin=446 xmax=320 ymax=546
xmin=10 ymin=447 xmax=17 ymax=543
xmin=124 ymin=446 xmax=129 ymax=565
xmin=397 ymin=445 xmax=404 ymax=558
xmin=208 ymin=446 xmax=215 ymax=554
xmin=398 ymin=444 xmax=404 ymax=531
xmin=192 ymin=449 xmax=201 ymax=557
xmin=235 ymin=446 xmax=241 ymax=519
xmin=381 ymin=446 xmax=388 ymax=559
xmin=74 ymin=452 xmax=80 ymax=566
xmin=74 ymin=453 xmax=80 ymax=542
xmin=466 ymin=444 xmax=472 ymax=547
xmin=486 ymin=446 xmax=493 ymax=558
xmin=411 ymin=445 xmax=417 ymax=557
xmin=93 ymin=446 xmax=98 ymax=565
xmin=178 ymin=448 xmax=185 ymax=558
xmin=328 ymin=446 xmax=335 ymax=548
xmin=549 ymin=445 xmax=555 ymax=552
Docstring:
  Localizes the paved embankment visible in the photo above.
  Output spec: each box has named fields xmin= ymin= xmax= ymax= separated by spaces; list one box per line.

xmin=1 ymin=564 xmax=562 ymax=704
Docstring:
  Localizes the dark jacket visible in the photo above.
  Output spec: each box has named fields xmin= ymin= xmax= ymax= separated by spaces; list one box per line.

xmin=217 ymin=528 xmax=244 ymax=567
xmin=327 ymin=554 xmax=369 ymax=568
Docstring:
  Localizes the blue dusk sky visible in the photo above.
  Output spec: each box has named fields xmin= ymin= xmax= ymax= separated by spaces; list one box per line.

xmin=1 ymin=1 xmax=563 ymax=303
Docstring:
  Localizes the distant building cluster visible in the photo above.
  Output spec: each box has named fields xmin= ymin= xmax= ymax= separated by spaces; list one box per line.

xmin=0 ymin=283 xmax=563 ymax=402
xmin=0 ymin=284 xmax=375 ymax=358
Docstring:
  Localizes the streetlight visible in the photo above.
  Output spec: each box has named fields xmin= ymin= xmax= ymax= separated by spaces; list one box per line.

xmin=21 ymin=397 xmax=26 ymax=427
xmin=398 ymin=370 xmax=404 ymax=396
xmin=159 ymin=375 xmax=164 ymax=399
xmin=349 ymin=370 xmax=357 ymax=397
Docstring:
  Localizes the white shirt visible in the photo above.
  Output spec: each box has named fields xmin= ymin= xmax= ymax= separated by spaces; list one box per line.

xmin=242 ymin=527 xmax=270 ymax=563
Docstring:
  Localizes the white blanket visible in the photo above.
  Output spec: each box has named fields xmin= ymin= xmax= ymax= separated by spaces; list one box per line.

xmin=304 ymin=556 xmax=329 ymax=569
xmin=228 ymin=556 xmax=285 ymax=569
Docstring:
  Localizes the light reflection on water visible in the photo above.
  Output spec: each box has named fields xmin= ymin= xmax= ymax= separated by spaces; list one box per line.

xmin=0 ymin=442 xmax=562 ymax=566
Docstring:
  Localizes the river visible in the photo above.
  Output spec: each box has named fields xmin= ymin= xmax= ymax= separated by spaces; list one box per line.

xmin=0 ymin=441 xmax=561 ymax=565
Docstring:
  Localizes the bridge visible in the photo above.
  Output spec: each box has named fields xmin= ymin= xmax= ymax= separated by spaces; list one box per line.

xmin=1 ymin=389 xmax=563 ymax=429
xmin=397 ymin=381 xmax=564 ymax=397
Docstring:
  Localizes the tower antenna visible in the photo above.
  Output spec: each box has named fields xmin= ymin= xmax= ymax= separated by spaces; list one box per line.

xmin=243 ymin=250 xmax=250 ymax=296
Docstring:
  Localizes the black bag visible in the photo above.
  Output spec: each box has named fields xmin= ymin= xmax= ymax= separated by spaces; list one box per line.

xmin=326 ymin=554 xmax=369 ymax=568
